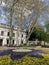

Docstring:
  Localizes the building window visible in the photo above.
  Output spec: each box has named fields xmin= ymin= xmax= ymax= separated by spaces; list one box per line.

xmin=26 ymin=35 xmax=27 ymax=38
xmin=1 ymin=31 xmax=4 ymax=35
xmin=22 ymin=34 xmax=23 ymax=37
xmin=7 ymin=32 xmax=10 ymax=36
xmin=0 ymin=39 xmax=3 ymax=46
xmin=7 ymin=32 xmax=15 ymax=37
xmin=7 ymin=39 xmax=9 ymax=44
xmin=13 ymin=40 xmax=14 ymax=44
xmin=21 ymin=40 xmax=23 ymax=44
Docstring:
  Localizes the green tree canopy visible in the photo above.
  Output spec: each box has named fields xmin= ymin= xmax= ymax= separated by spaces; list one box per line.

xmin=29 ymin=24 xmax=47 ymax=41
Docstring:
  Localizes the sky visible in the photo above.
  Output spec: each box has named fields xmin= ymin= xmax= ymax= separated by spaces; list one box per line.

xmin=0 ymin=0 xmax=49 ymax=28
xmin=0 ymin=6 xmax=8 ymax=24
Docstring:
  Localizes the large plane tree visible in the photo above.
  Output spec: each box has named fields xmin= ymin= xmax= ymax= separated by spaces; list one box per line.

xmin=0 ymin=0 xmax=49 ymax=45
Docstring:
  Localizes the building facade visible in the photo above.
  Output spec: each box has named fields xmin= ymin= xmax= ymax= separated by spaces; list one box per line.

xmin=0 ymin=23 xmax=26 ymax=46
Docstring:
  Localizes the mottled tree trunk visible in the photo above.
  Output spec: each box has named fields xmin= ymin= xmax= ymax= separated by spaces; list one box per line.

xmin=9 ymin=0 xmax=19 ymax=46
xmin=9 ymin=8 xmax=13 ymax=46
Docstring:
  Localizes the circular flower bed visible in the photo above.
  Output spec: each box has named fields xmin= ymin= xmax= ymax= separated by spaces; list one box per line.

xmin=0 ymin=49 xmax=47 ymax=60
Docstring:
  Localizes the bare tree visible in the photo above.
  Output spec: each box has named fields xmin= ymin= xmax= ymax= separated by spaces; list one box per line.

xmin=0 ymin=0 xmax=49 ymax=45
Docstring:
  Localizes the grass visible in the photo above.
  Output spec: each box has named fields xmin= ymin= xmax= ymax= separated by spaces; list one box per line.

xmin=35 ymin=46 xmax=49 ymax=53
xmin=40 ymin=48 xmax=49 ymax=53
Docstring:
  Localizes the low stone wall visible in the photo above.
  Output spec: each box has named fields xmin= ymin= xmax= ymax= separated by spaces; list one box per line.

xmin=27 ymin=41 xmax=49 ymax=47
